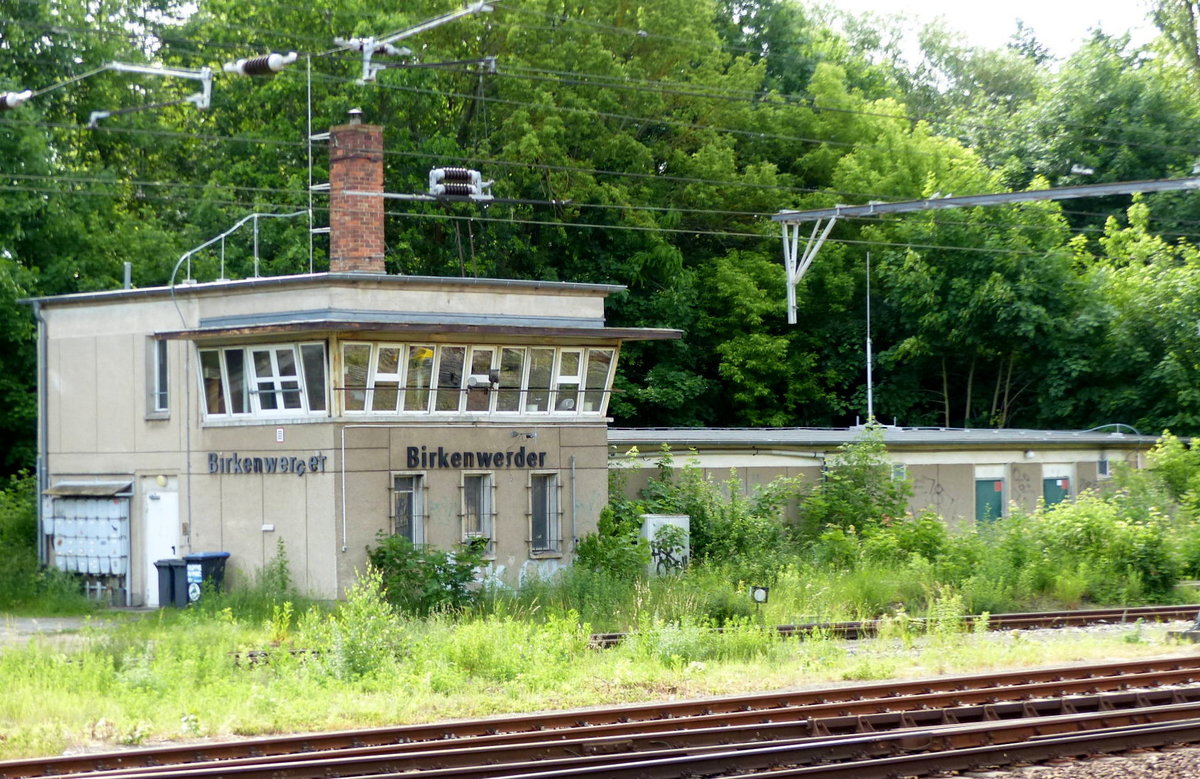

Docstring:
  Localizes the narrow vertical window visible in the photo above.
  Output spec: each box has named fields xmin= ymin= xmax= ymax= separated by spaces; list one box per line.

xmin=393 ymin=474 xmax=424 ymax=544
xmin=153 ymin=339 xmax=169 ymax=412
xmin=225 ymin=348 xmax=248 ymax=414
xmin=530 ymin=473 xmax=560 ymax=554
xmin=462 ymin=473 xmax=493 ymax=553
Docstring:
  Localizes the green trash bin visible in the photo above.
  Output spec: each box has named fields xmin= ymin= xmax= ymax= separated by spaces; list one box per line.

xmin=183 ymin=552 xmax=230 ymax=604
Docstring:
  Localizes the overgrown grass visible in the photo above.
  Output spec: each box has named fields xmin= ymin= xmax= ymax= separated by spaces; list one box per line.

xmin=0 ymin=473 xmax=93 ymax=615
xmin=0 ymin=577 xmax=1190 ymax=761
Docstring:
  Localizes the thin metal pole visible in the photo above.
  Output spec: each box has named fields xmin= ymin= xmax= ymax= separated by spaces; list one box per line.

xmin=865 ymin=252 xmax=874 ymax=422
xmin=307 ymin=55 xmax=314 ymax=274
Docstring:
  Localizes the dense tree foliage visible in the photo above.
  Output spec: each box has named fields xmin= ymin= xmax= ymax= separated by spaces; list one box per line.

xmin=3 ymin=0 xmax=1200 ymax=471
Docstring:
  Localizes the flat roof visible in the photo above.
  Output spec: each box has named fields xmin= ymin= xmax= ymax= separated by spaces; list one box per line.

xmin=24 ymin=272 xmax=627 ymax=307
xmin=609 ymin=426 xmax=1159 ymax=450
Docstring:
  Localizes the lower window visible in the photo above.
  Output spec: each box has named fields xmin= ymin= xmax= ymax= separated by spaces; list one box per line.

xmin=392 ymin=474 xmax=425 ymax=544
xmin=530 ymin=472 xmax=561 ymax=554
xmin=462 ymin=473 xmax=494 ymax=554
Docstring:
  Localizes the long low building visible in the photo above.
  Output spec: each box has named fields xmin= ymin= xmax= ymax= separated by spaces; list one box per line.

xmin=608 ymin=426 xmax=1158 ymax=525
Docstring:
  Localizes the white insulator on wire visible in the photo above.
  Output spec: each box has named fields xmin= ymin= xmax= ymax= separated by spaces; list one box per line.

xmin=0 ymin=90 xmax=32 ymax=111
xmin=223 ymin=52 xmax=298 ymax=76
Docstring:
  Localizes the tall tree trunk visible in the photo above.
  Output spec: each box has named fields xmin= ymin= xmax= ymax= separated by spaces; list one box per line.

xmin=963 ymin=355 xmax=976 ymax=428
xmin=998 ymin=353 xmax=1016 ymax=427
xmin=990 ymin=363 xmax=1003 ymax=425
xmin=941 ymin=357 xmax=951 ymax=428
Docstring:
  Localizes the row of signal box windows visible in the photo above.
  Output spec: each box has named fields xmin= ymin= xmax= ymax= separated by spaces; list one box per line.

xmin=391 ymin=471 xmax=564 ymax=557
xmin=194 ymin=341 xmax=617 ymax=420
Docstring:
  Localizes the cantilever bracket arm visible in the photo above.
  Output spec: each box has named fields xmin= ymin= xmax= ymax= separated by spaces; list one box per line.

xmin=86 ymin=62 xmax=212 ymax=127
xmin=783 ymin=217 xmax=837 ymax=324
xmin=334 ymin=1 xmax=493 ymax=82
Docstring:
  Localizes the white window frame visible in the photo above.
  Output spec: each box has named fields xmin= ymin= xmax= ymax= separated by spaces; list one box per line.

xmin=391 ymin=472 xmax=426 ymax=545
xmin=198 ymin=342 xmax=328 ymax=420
xmin=553 ymin=349 xmax=584 ymax=413
xmin=460 ymin=471 xmax=495 ymax=556
xmin=528 ymin=471 xmax=562 ymax=556
xmin=335 ymin=341 xmax=619 ymax=418
xmin=146 ymin=337 xmax=170 ymax=419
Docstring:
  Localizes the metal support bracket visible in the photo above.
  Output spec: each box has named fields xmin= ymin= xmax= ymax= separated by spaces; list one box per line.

xmin=783 ymin=216 xmax=836 ymax=324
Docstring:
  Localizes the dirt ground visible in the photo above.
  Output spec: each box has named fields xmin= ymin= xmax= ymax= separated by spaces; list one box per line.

xmin=0 ymin=610 xmax=153 ymax=649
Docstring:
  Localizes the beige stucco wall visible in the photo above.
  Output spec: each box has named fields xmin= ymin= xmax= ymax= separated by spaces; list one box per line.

xmin=908 ymin=463 xmax=973 ymax=527
xmin=38 ymin=275 xmax=622 ymax=603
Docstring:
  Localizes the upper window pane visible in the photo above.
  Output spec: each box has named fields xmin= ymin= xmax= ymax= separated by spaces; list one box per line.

xmin=467 ymin=348 xmax=494 ymax=412
xmin=497 ymin=347 xmax=525 ymax=412
xmin=404 ymin=345 xmax=434 ymax=411
xmin=300 ymin=344 xmax=327 ymax=412
xmin=342 ymin=344 xmax=371 ymax=412
xmin=436 ymin=347 xmax=465 ymax=412
xmin=200 ymin=350 xmax=226 ymax=415
xmin=583 ymin=349 xmax=614 ymax=413
xmin=225 ymin=349 xmax=248 ymax=414
xmin=527 ymin=348 xmax=554 ymax=412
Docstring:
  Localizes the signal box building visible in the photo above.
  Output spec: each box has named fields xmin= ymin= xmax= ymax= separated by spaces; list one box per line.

xmin=30 ymin=117 xmax=678 ymax=606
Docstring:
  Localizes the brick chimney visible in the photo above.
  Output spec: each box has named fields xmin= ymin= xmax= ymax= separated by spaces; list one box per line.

xmin=329 ymin=109 xmax=385 ymax=273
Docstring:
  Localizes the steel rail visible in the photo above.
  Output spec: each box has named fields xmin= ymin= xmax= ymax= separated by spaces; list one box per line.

xmin=590 ymin=603 xmax=1200 ymax=646
xmin=58 ymin=686 xmax=1200 ymax=779
xmin=375 ymin=705 xmax=1200 ymax=779
xmin=735 ymin=720 xmax=1200 ymax=778
xmin=5 ymin=655 xmax=1200 ymax=778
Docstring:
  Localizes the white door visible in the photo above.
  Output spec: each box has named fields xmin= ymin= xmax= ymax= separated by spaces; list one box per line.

xmin=142 ymin=478 xmax=180 ymax=607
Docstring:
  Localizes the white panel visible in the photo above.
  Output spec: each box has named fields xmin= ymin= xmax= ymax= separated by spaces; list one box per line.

xmin=1044 ymin=464 xmax=1074 ymax=479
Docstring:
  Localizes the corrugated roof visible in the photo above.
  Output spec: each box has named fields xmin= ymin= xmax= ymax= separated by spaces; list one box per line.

xmin=608 ymin=426 xmax=1159 ymax=449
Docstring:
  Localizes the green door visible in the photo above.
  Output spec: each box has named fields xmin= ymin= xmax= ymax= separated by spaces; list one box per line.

xmin=1043 ymin=477 xmax=1071 ymax=507
xmin=975 ymin=479 xmax=1003 ymax=522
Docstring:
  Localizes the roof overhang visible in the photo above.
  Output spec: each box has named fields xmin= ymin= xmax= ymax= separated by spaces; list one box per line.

xmin=43 ymin=480 xmax=133 ymax=497
xmin=158 ymin=320 xmax=681 ymax=344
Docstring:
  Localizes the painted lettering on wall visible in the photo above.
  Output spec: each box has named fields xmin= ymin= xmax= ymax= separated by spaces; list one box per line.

xmin=207 ymin=452 xmax=328 ymax=477
xmin=406 ymin=446 xmax=547 ymax=470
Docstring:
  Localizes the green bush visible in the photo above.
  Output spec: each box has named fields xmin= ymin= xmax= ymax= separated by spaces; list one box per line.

xmin=792 ymin=426 xmax=911 ymax=544
xmin=367 ymin=534 xmax=487 ymax=616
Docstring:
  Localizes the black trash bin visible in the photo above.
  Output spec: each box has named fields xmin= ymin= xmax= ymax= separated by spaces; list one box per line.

xmin=183 ymin=552 xmax=230 ymax=603
xmin=153 ymin=558 xmax=188 ymax=608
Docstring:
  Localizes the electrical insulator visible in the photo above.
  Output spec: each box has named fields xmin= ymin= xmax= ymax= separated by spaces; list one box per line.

xmin=429 ymin=167 xmax=493 ymax=200
xmin=0 ymin=90 xmax=32 ymax=111
xmin=223 ymin=52 xmax=298 ymax=77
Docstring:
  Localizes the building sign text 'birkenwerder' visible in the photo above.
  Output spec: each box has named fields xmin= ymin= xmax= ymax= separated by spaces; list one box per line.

xmin=208 ymin=452 xmax=328 ymax=477
xmin=407 ymin=445 xmax=547 ymax=469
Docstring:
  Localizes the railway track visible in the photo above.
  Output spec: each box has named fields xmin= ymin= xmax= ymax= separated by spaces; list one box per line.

xmin=591 ymin=603 xmax=1200 ymax=646
xmin=7 ymin=654 xmax=1200 ymax=778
